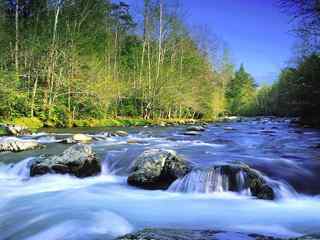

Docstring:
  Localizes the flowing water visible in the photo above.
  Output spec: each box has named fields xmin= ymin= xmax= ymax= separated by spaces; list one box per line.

xmin=1 ymin=118 xmax=320 ymax=240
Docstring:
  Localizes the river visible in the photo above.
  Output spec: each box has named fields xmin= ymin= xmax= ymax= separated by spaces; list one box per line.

xmin=1 ymin=118 xmax=320 ymax=240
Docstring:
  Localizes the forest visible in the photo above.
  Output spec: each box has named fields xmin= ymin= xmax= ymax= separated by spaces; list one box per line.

xmin=247 ymin=0 xmax=320 ymax=127
xmin=0 ymin=0 xmax=319 ymax=128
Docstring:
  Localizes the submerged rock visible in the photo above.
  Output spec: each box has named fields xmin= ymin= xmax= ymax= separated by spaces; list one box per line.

xmin=30 ymin=144 xmax=101 ymax=178
xmin=127 ymin=149 xmax=190 ymax=190
xmin=116 ymin=228 xmax=291 ymax=240
xmin=103 ymin=130 xmax=129 ymax=137
xmin=169 ymin=163 xmax=275 ymax=200
xmin=186 ymin=126 xmax=206 ymax=132
xmin=313 ymin=143 xmax=320 ymax=149
xmin=295 ymin=234 xmax=320 ymax=240
xmin=183 ymin=131 xmax=201 ymax=136
xmin=0 ymin=138 xmax=42 ymax=152
xmin=127 ymin=139 xmax=146 ymax=145
xmin=224 ymin=126 xmax=236 ymax=131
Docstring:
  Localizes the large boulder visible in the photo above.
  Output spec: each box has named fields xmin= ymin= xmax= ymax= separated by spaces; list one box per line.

xmin=30 ymin=144 xmax=101 ymax=178
xmin=0 ymin=138 xmax=42 ymax=152
xmin=127 ymin=149 xmax=190 ymax=190
xmin=228 ymin=163 xmax=275 ymax=200
xmin=169 ymin=163 xmax=275 ymax=200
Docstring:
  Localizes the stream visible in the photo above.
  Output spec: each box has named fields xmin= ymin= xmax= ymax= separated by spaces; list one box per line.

xmin=1 ymin=118 xmax=320 ymax=240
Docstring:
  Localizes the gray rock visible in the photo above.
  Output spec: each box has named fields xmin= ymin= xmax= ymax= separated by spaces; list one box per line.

xmin=220 ymin=163 xmax=274 ymax=200
xmin=72 ymin=134 xmax=93 ymax=143
xmin=0 ymin=138 xmax=42 ymax=152
xmin=170 ymin=163 xmax=275 ymax=200
xmin=127 ymin=149 xmax=190 ymax=189
xmin=186 ymin=126 xmax=206 ymax=132
xmin=183 ymin=131 xmax=201 ymax=136
xmin=61 ymin=134 xmax=93 ymax=144
xmin=30 ymin=144 xmax=101 ymax=178
xmin=104 ymin=131 xmax=129 ymax=137
xmin=115 ymin=131 xmax=129 ymax=137
xmin=215 ymin=163 xmax=275 ymax=200
xmin=116 ymin=228 xmax=288 ymax=240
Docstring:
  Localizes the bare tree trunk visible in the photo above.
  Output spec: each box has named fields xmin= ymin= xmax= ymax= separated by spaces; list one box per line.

xmin=155 ymin=0 xmax=163 ymax=84
xmin=47 ymin=0 xmax=61 ymax=117
xmin=30 ymin=75 xmax=38 ymax=118
xmin=15 ymin=0 xmax=19 ymax=75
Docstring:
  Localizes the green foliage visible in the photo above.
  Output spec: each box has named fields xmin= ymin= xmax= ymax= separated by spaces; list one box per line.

xmin=0 ymin=0 xmax=238 ymax=125
xmin=247 ymin=54 xmax=320 ymax=126
xmin=73 ymin=118 xmax=152 ymax=128
xmin=4 ymin=117 xmax=44 ymax=130
xmin=0 ymin=71 xmax=29 ymax=118
xmin=0 ymin=127 xmax=9 ymax=136
xmin=226 ymin=65 xmax=256 ymax=115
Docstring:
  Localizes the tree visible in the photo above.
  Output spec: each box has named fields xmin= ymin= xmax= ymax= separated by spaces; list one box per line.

xmin=279 ymin=0 xmax=320 ymax=52
xmin=226 ymin=64 xmax=256 ymax=115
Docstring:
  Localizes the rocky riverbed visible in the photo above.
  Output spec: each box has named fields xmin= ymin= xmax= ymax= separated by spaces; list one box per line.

xmin=0 ymin=117 xmax=320 ymax=240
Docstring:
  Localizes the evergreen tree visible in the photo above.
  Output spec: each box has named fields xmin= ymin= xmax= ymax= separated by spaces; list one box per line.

xmin=226 ymin=64 xmax=256 ymax=115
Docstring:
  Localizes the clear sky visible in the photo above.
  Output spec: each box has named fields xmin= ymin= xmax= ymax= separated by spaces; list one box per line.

xmin=121 ymin=0 xmax=296 ymax=85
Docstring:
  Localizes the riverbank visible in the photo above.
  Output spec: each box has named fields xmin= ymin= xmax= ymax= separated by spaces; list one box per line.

xmin=0 ymin=117 xmax=212 ymax=135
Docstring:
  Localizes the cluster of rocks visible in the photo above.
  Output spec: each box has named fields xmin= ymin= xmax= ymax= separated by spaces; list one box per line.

xmin=0 ymin=123 xmax=279 ymax=201
xmin=62 ymin=131 xmax=129 ymax=144
xmin=157 ymin=119 xmax=207 ymax=127
xmin=0 ymin=124 xmax=31 ymax=136
xmin=116 ymin=228 xmax=320 ymax=240
xmin=126 ymin=149 xmax=275 ymax=200
xmin=0 ymin=138 xmax=43 ymax=152
xmin=0 ymin=124 xmax=43 ymax=152
xmin=61 ymin=134 xmax=94 ymax=144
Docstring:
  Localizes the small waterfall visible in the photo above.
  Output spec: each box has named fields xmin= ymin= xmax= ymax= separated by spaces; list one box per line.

xmin=264 ymin=177 xmax=298 ymax=199
xmin=101 ymin=149 xmax=129 ymax=175
xmin=236 ymin=171 xmax=251 ymax=196
xmin=169 ymin=167 xmax=249 ymax=194
xmin=169 ymin=166 xmax=298 ymax=199
xmin=0 ymin=157 xmax=34 ymax=180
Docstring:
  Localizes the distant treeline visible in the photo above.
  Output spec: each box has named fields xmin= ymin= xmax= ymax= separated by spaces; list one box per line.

xmin=246 ymin=0 xmax=320 ymax=127
xmin=248 ymin=54 xmax=320 ymax=126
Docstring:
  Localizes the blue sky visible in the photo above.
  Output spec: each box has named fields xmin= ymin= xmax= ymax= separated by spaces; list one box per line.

xmin=121 ymin=0 xmax=296 ymax=85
